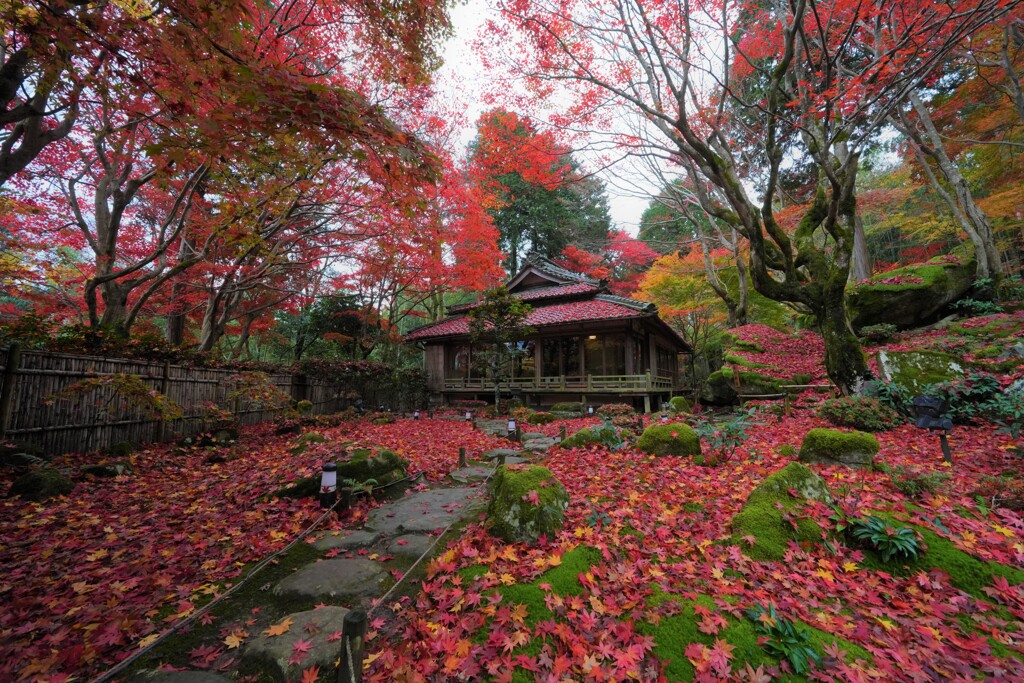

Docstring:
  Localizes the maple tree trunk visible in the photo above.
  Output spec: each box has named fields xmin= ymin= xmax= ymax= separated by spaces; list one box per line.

xmin=733 ymin=235 xmax=749 ymax=326
xmin=816 ymin=287 xmax=871 ymax=395
xmin=850 ymin=215 xmax=872 ymax=283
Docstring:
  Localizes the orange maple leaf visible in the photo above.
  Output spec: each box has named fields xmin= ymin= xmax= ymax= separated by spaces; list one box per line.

xmin=301 ymin=666 xmax=320 ymax=683
xmin=263 ymin=617 xmax=293 ymax=637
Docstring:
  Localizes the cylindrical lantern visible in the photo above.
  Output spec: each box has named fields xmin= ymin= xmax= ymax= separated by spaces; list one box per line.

xmin=320 ymin=463 xmax=338 ymax=509
xmin=465 ymin=410 xmax=472 ymax=421
xmin=587 ymin=405 xmax=594 ymax=415
xmin=660 ymin=413 xmax=669 ymax=422
xmin=414 ymin=410 xmax=420 ymax=420
xmin=507 ymin=418 xmax=516 ymax=436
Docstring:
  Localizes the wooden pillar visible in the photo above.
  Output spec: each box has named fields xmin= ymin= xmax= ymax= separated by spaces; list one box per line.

xmin=0 ymin=344 xmax=22 ymax=441
xmin=624 ymin=335 xmax=635 ymax=375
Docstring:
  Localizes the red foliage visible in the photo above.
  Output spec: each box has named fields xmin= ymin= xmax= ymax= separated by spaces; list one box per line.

xmin=728 ymin=324 xmax=829 ymax=382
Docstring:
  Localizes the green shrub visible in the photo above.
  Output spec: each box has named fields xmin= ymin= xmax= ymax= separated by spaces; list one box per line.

xmin=526 ymin=411 xmax=556 ymax=425
xmin=847 ymin=515 xmax=922 ymax=563
xmin=635 ymin=423 xmax=701 ymax=457
xmin=953 ymin=298 xmax=1002 ymax=316
xmin=296 ymin=399 xmax=314 ymax=415
xmin=745 ymin=603 xmax=821 ymax=675
xmin=560 ymin=422 xmax=624 ymax=450
xmin=692 ymin=407 xmax=757 ymax=462
xmin=550 ymin=401 xmax=583 ymax=413
xmin=669 ymin=396 xmax=691 ymax=413
xmin=596 ymin=403 xmax=634 ymax=418
xmin=817 ymin=396 xmax=903 ymax=432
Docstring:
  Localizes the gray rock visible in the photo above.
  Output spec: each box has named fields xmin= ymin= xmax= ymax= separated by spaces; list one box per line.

xmin=128 ymin=672 xmax=233 ymax=683
xmin=80 ymin=462 xmax=133 ymax=478
xmin=388 ymin=534 xmax=436 ymax=558
xmin=240 ymin=606 xmax=348 ymax=682
xmin=481 ymin=448 xmax=520 ymax=461
xmin=274 ymin=559 xmax=386 ymax=602
xmin=313 ymin=530 xmax=380 ymax=552
xmin=365 ymin=487 xmax=487 ymax=535
xmin=875 ymin=349 xmax=965 ymax=393
xmin=522 ymin=432 xmax=545 ymax=441
xmin=447 ymin=465 xmax=494 ymax=485
xmin=8 ymin=467 xmax=73 ymax=501
xmin=848 ymin=256 xmax=975 ymax=330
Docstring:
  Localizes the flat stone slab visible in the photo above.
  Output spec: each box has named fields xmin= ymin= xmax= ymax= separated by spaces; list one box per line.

xmin=482 ymin=448 xmax=520 ymax=460
xmin=129 ymin=673 xmax=232 ymax=683
xmin=447 ymin=465 xmax=494 ymax=484
xmin=313 ymin=530 xmax=380 ymax=552
xmin=522 ymin=432 xmax=546 ymax=440
xmin=240 ymin=606 xmax=348 ymax=682
xmin=365 ymin=487 xmax=486 ymax=535
xmin=388 ymin=534 xmax=436 ymax=558
xmin=274 ymin=558 xmax=386 ymax=602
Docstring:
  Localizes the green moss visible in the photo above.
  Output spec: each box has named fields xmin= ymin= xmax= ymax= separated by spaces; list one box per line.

xmin=731 ymin=463 xmax=830 ymax=561
xmin=777 ymin=444 xmax=797 ymax=457
xmin=635 ymin=423 xmax=702 ymax=457
xmin=724 ymin=354 xmax=768 ymax=369
xmin=550 ymin=401 xmax=583 ymax=413
xmin=876 ymin=350 xmax=966 ymax=392
xmin=858 ymin=525 xmax=1024 ymax=597
xmin=336 ymin=448 xmax=408 ymax=484
xmin=560 ymin=425 xmax=619 ymax=448
xmin=8 ymin=467 xmax=74 ymax=501
xmin=669 ymin=396 xmax=691 ymax=413
xmin=486 ymin=465 xmax=570 ymax=543
xmin=799 ymin=428 xmax=879 ymax=458
xmin=290 ymin=431 xmax=327 ymax=454
xmin=638 ymin=591 xmax=871 ymax=681
xmin=526 ymin=411 xmax=556 ymax=425
xmin=856 ymin=264 xmax=949 ymax=292
xmin=683 ymin=502 xmax=704 ymax=513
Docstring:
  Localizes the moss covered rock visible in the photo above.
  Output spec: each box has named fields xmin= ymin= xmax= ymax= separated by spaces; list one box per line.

xmin=669 ymin=396 xmax=691 ymax=413
xmin=847 ymin=254 xmax=975 ymax=330
xmin=875 ymin=349 xmax=966 ymax=393
xmin=8 ymin=467 xmax=74 ymax=501
xmin=702 ymin=367 xmax=781 ymax=405
xmin=290 ymin=431 xmax=328 ymax=455
xmin=336 ymin=448 xmax=408 ymax=485
xmin=635 ymin=423 xmax=701 ymax=457
xmin=798 ymin=428 xmax=879 ymax=468
xmin=731 ymin=463 xmax=831 ymax=561
xmin=559 ymin=425 xmax=620 ymax=449
xmin=486 ymin=465 xmax=569 ymax=544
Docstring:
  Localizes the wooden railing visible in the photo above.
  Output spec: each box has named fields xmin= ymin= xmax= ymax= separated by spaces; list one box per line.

xmin=442 ymin=372 xmax=676 ymax=393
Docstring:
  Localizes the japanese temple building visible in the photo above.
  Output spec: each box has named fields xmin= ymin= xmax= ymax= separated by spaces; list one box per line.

xmin=405 ymin=254 xmax=690 ymax=412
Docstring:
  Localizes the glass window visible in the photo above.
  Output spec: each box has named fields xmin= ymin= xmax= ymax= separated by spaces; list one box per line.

xmin=605 ymin=337 xmax=625 ymax=376
xmin=584 ymin=336 xmax=602 ymax=375
xmin=542 ymin=339 xmax=560 ymax=376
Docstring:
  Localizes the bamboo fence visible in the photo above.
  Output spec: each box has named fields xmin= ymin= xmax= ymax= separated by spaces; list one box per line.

xmin=0 ymin=346 xmax=411 ymax=456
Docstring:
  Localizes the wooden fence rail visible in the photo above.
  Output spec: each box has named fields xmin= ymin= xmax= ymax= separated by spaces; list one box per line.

xmin=0 ymin=346 xmax=417 ymax=456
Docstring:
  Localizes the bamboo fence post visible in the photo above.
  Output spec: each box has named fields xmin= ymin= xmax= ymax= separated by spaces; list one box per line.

xmin=0 ymin=344 xmax=22 ymax=440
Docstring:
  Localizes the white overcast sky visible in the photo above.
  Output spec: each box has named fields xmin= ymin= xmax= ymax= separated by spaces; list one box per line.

xmin=435 ymin=1 xmax=655 ymax=235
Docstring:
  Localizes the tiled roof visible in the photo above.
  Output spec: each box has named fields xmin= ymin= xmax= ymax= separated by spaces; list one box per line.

xmin=405 ymin=299 xmax=648 ymax=342
xmin=447 ymin=282 xmax=600 ymax=314
xmin=524 ymin=252 xmax=601 ymax=285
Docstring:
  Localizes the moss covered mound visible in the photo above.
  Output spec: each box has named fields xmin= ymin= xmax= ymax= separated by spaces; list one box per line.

xmin=847 ymin=254 xmax=975 ymax=330
xmin=798 ymin=428 xmax=879 ymax=468
xmin=526 ymin=412 xmax=556 ymax=425
xmin=859 ymin=522 xmax=1024 ymax=597
xmin=731 ymin=463 xmax=831 ymax=561
xmin=336 ymin=448 xmax=408 ymax=484
xmin=638 ymin=592 xmax=872 ymax=681
xmin=559 ymin=425 xmax=619 ymax=449
xmin=8 ymin=467 xmax=74 ymax=501
xmin=876 ymin=350 xmax=966 ymax=392
xmin=486 ymin=465 xmax=570 ymax=544
xmin=289 ymin=431 xmax=327 ymax=455
xmin=669 ymin=396 xmax=691 ymax=413
xmin=635 ymin=423 xmax=701 ymax=457
xmin=702 ymin=366 xmax=781 ymax=405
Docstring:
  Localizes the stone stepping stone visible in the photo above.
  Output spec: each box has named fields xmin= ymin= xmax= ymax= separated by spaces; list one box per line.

xmin=129 ymin=673 xmax=232 ymax=683
xmin=447 ymin=465 xmax=494 ymax=484
xmin=522 ymin=431 xmax=546 ymax=440
xmin=365 ymin=487 xmax=486 ymax=535
xmin=313 ymin=530 xmax=380 ymax=552
xmin=388 ymin=534 xmax=436 ymax=558
xmin=240 ymin=606 xmax=348 ymax=681
xmin=482 ymin=448 xmax=520 ymax=460
xmin=274 ymin=558 xmax=386 ymax=602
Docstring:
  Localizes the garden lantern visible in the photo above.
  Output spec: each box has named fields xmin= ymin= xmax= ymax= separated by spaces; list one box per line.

xmin=507 ymin=418 xmax=517 ymax=438
xmin=320 ymin=463 xmax=338 ymax=509
xmin=911 ymin=395 xmax=954 ymax=464
xmin=465 ymin=410 xmax=472 ymax=422
xmin=587 ymin=405 xmax=594 ymax=415
xmin=660 ymin=413 xmax=669 ymax=423
xmin=413 ymin=409 xmax=420 ymax=420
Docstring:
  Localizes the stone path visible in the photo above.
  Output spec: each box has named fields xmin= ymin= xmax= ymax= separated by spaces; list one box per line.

xmin=130 ymin=423 xmax=564 ymax=681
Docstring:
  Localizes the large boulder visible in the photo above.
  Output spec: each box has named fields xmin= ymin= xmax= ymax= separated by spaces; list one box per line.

xmin=559 ymin=424 xmax=622 ymax=449
xmin=847 ymin=254 xmax=975 ymax=331
xmin=8 ymin=467 xmax=74 ymax=501
xmin=634 ymin=423 xmax=701 ymax=457
xmin=486 ymin=465 xmax=569 ymax=544
xmin=798 ymin=428 xmax=879 ymax=468
xmin=702 ymin=367 xmax=781 ymax=405
xmin=875 ymin=350 xmax=966 ymax=393
xmin=731 ymin=462 xmax=831 ymax=561
xmin=336 ymin=448 xmax=407 ymax=485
